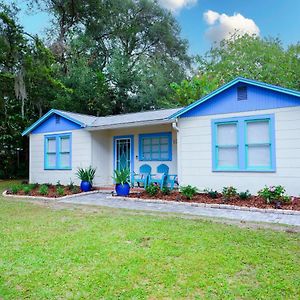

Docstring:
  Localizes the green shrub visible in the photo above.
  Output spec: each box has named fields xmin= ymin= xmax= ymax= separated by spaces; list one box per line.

xmin=180 ymin=185 xmax=198 ymax=200
xmin=56 ymin=180 xmax=62 ymax=187
xmin=71 ymin=186 xmax=80 ymax=194
xmin=112 ymin=168 xmax=130 ymax=185
xmin=22 ymin=184 xmax=36 ymax=195
xmin=239 ymin=190 xmax=251 ymax=200
xmin=204 ymin=188 xmax=218 ymax=199
xmin=258 ymin=185 xmax=291 ymax=204
xmin=76 ymin=166 xmax=96 ymax=184
xmin=161 ymin=187 xmax=171 ymax=195
xmin=145 ymin=184 xmax=160 ymax=197
xmin=39 ymin=185 xmax=49 ymax=196
xmin=68 ymin=179 xmax=75 ymax=190
xmin=222 ymin=186 xmax=237 ymax=200
xmin=11 ymin=184 xmax=23 ymax=194
xmin=56 ymin=186 xmax=65 ymax=196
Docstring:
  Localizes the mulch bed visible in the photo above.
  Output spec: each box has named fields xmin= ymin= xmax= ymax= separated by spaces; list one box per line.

xmin=133 ymin=191 xmax=300 ymax=211
xmin=6 ymin=185 xmax=100 ymax=198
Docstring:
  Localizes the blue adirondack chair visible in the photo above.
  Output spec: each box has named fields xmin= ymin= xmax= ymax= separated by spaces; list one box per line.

xmin=131 ymin=164 xmax=151 ymax=188
xmin=148 ymin=164 xmax=169 ymax=189
xmin=149 ymin=164 xmax=178 ymax=190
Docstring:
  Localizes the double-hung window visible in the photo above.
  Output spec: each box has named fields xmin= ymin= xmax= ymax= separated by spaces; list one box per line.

xmin=44 ymin=133 xmax=72 ymax=170
xmin=139 ymin=132 xmax=172 ymax=161
xmin=212 ymin=114 xmax=275 ymax=172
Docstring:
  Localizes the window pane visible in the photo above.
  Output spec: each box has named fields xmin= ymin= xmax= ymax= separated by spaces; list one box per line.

xmin=152 ymin=152 xmax=160 ymax=160
xmin=152 ymin=138 xmax=159 ymax=145
xmin=143 ymin=138 xmax=150 ymax=145
xmin=160 ymin=137 xmax=168 ymax=144
xmin=248 ymin=145 xmax=270 ymax=167
xmin=143 ymin=145 xmax=151 ymax=152
xmin=218 ymin=147 xmax=238 ymax=167
xmin=60 ymin=153 xmax=70 ymax=168
xmin=61 ymin=137 xmax=70 ymax=152
xmin=47 ymin=153 xmax=56 ymax=168
xmin=143 ymin=153 xmax=151 ymax=160
xmin=161 ymin=144 xmax=168 ymax=152
xmin=152 ymin=145 xmax=159 ymax=152
xmin=217 ymin=123 xmax=237 ymax=145
xmin=47 ymin=138 xmax=56 ymax=153
xmin=161 ymin=152 xmax=169 ymax=160
xmin=247 ymin=121 xmax=269 ymax=144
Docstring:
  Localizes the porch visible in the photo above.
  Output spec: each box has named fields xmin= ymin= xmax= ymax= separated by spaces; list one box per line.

xmin=88 ymin=121 xmax=178 ymax=187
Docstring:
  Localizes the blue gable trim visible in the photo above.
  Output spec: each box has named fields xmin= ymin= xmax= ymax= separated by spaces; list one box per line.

xmin=32 ymin=114 xmax=82 ymax=134
xmin=169 ymin=77 xmax=300 ymax=119
xmin=22 ymin=109 xmax=85 ymax=136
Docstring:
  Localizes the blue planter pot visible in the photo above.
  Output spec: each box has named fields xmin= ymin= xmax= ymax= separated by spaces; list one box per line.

xmin=115 ymin=183 xmax=130 ymax=196
xmin=80 ymin=181 xmax=92 ymax=192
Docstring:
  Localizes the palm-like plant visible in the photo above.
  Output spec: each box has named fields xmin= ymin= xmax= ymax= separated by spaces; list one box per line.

xmin=76 ymin=166 xmax=96 ymax=184
xmin=112 ymin=168 xmax=130 ymax=185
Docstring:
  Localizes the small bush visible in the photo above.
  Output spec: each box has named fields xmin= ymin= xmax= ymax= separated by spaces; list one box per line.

xmin=23 ymin=184 xmax=35 ymax=195
xmin=180 ymin=185 xmax=198 ymax=200
xmin=239 ymin=190 xmax=251 ymax=200
xmin=68 ymin=179 xmax=75 ymax=190
xmin=56 ymin=180 xmax=62 ymax=187
xmin=56 ymin=186 xmax=65 ymax=196
xmin=258 ymin=185 xmax=291 ymax=204
xmin=222 ymin=186 xmax=237 ymax=200
xmin=11 ymin=184 xmax=23 ymax=194
xmin=204 ymin=188 xmax=218 ymax=199
xmin=39 ymin=185 xmax=49 ymax=196
xmin=71 ymin=186 xmax=80 ymax=194
xmin=145 ymin=184 xmax=160 ymax=196
xmin=161 ymin=187 xmax=171 ymax=195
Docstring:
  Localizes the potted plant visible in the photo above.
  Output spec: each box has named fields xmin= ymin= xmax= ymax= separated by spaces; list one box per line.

xmin=112 ymin=168 xmax=131 ymax=196
xmin=76 ymin=166 xmax=96 ymax=192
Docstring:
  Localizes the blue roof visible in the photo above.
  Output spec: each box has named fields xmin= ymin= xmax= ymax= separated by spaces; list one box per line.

xmin=169 ymin=77 xmax=300 ymax=119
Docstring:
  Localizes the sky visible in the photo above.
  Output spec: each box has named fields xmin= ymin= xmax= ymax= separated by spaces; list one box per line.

xmin=5 ymin=0 xmax=300 ymax=56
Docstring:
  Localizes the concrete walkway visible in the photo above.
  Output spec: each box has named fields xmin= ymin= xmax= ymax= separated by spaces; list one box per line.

xmin=59 ymin=193 xmax=300 ymax=227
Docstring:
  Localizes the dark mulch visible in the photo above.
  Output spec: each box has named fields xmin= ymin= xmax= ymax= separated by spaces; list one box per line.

xmin=6 ymin=185 xmax=100 ymax=198
xmin=133 ymin=191 xmax=300 ymax=211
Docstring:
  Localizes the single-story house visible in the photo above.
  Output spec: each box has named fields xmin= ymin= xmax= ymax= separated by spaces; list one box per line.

xmin=22 ymin=77 xmax=300 ymax=195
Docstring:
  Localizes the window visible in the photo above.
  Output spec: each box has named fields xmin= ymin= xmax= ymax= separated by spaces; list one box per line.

xmin=237 ymin=86 xmax=247 ymax=101
xmin=139 ymin=132 xmax=172 ymax=161
xmin=44 ymin=133 xmax=71 ymax=170
xmin=212 ymin=115 xmax=275 ymax=172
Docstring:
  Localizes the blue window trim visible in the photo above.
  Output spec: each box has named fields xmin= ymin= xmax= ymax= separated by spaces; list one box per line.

xmin=138 ymin=132 xmax=172 ymax=161
xmin=44 ymin=133 xmax=72 ymax=170
xmin=212 ymin=114 xmax=276 ymax=172
xmin=113 ymin=135 xmax=134 ymax=174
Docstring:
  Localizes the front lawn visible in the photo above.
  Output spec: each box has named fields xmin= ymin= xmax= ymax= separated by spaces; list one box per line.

xmin=0 ymin=181 xmax=299 ymax=299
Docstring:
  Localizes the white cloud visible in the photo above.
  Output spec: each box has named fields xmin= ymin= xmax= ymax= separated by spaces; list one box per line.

xmin=203 ymin=10 xmax=260 ymax=43
xmin=158 ymin=0 xmax=197 ymax=12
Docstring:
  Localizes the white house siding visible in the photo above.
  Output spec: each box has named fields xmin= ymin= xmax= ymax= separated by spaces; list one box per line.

xmin=91 ymin=131 xmax=111 ymax=186
xmin=178 ymin=106 xmax=300 ymax=195
xmin=90 ymin=124 xmax=178 ymax=186
xmin=29 ymin=129 xmax=92 ymax=185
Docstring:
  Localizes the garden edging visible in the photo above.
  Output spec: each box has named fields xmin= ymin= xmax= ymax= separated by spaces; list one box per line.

xmin=108 ymin=195 xmax=300 ymax=216
xmin=2 ymin=189 xmax=109 ymax=200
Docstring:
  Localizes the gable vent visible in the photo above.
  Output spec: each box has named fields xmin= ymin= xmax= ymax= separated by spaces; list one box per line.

xmin=55 ymin=115 xmax=61 ymax=124
xmin=237 ymin=86 xmax=247 ymax=101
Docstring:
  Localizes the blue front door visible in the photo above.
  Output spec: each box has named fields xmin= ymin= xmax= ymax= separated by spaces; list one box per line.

xmin=114 ymin=137 xmax=132 ymax=173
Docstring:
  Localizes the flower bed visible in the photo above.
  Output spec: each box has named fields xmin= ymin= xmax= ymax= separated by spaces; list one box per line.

xmin=133 ymin=190 xmax=300 ymax=211
xmin=5 ymin=182 xmax=98 ymax=198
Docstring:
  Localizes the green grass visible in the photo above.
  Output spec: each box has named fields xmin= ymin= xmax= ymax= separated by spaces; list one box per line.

xmin=0 ymin=180 xmax=300 ymax=299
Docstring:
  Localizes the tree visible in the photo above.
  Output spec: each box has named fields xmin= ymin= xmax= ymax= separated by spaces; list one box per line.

xmin=169 ymin=34 xmax=300 ymax=106
xmin=30 ymin=0 xmax=191 ymax=114
xmin=0 ymin=1 xmax=68 ymax=178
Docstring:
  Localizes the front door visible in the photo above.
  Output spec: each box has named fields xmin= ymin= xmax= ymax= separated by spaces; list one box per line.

xmin=114 ymin=136 xmax=133 ymax=173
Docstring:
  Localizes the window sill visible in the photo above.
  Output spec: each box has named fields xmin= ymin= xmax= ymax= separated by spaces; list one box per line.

xmin=212 ymin=169 xmax=276 ymax=173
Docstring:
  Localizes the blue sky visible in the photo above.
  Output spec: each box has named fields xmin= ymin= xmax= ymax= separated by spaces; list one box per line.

xmin=6 ymin=0 xmax=300 ymax=55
